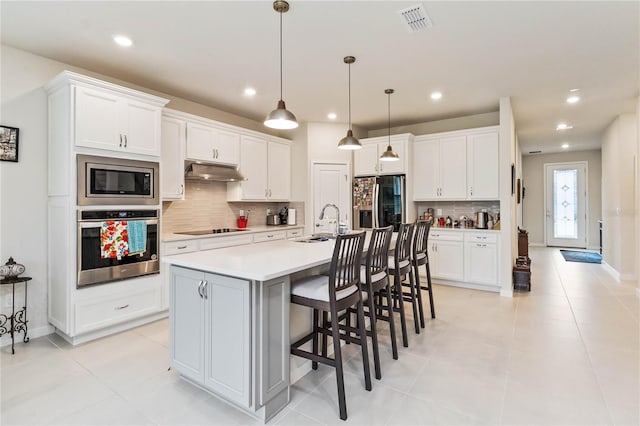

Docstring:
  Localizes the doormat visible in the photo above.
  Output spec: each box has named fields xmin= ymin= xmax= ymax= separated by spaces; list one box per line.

xmin=560 ymin=250 xmax=602 ymax=264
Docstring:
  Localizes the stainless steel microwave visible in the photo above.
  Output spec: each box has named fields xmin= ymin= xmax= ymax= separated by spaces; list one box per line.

xmin=77 ymin=154 xmax=159 ymax=206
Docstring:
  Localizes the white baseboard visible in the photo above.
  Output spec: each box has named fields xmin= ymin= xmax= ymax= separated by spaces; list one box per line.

xmin=290 ymin=357 xmax=313 ymax=384
xmin=0 ymin=324 xmax=55 ymax=348
xmin=620 ymin=273 xmax=637 ymax=281
xmin=602 ymin=261 xmax=621 ymax=282
xmin=529 ymin=242 xmax=545 ymax=247
xmin=500 ymin=288 xmax=514 ymax=297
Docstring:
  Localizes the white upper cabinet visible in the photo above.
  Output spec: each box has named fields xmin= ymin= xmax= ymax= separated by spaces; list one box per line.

xmin=466 ymin=131 xmax=499 ymax=199
xmin=413 ymin=135 xmax=466 ymax=200
xmin=227 ymin=136 xmax=291 ymax=201
xmin=161 ymin=115 xmax=186 ymax=200
xmin=185 ymin=122 xmax=240 ymax=166
xmin=354 ymin=134 xmax=412 ymax=176
xmin=413 ymin=126 xmax=499 ymax=201
xmin=74 ymin=85 xmax=164 ymax=156
xmin=45 ymin=71 xmax=168 ymax=159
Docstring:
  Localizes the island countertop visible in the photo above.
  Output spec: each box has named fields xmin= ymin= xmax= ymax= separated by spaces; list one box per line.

xmin=162 ymin=238 xmax=336 ymax=281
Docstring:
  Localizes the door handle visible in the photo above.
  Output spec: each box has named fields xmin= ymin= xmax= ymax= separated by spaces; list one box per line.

xmin=202 ymin=281 xmax=208 ymax=299
xmin=119 ymin=134 xmax=123 ymax=147
xmin=124 ymin=135 xmax=127 ymax=148
xmin=197 ymin=280 xmax=204 ymax=298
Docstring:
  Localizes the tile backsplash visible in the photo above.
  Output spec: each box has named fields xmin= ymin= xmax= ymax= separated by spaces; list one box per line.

xmin=162 ymin=181 xmax=304 ymax=234
xmin=415 ymin=201 xmax=501 ymax=222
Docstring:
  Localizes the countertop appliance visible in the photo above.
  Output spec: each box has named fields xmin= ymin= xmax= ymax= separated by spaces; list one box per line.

xmin=175 ymin=228 xmax=248 ymax=235
xmin=77 ymin=154 xmax=158 ymax=206
xmin=266 ymin=214 xmax=281 ymax=225
xmin=475 ymin=210 xmax=490 ymax=229
xmin=353 ymin=175 xmax=405 ymax=232
xmin=77 ymin=209 xmax=159 ymax=287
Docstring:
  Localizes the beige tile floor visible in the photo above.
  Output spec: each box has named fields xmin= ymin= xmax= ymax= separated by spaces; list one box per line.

xmin=1 ymin=247 xmax=638 ymax=425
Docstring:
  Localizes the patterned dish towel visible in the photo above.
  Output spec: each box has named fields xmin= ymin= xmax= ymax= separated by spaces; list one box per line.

xmin=127 ymin=220 xmax=147 ymax=255
xmin=101 ymin=221 xmax=129 ymax=259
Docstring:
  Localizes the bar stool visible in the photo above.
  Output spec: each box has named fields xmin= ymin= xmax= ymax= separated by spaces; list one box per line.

xmin=388 ymin=223 xmax=415 ymax=347
xmin=355 ymin=226 xmax=395 ymax=379
xmin=290 ymin=232 xmax=371 ymax=421
xmin=412 ymin=220 xmax=435 ymax=324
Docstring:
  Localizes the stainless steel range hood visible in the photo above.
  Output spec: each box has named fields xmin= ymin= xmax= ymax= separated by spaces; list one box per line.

xmin=184 ymin=162 xmax=246 ymax=182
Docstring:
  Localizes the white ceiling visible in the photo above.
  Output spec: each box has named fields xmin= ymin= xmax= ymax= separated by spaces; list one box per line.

xmin=1 ymin=1 xmax=638 ymax=154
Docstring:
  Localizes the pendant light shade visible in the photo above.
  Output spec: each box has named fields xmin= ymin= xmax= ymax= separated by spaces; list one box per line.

xmin=337 ymin=56 xmax=361 ymax=150
xmin=379 ymin=88 xmax=399 ymax=161
xmin=265 ymin=1 xmax=298 ymax=130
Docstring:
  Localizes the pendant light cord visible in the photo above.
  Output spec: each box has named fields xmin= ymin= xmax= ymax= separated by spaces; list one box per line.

xmin=388 ymin=91 xmax=391 ymax=146
xmin=348 ymin=62 xmax=351 ymax=130
xmin=279 ymin=10 xmax=283 ymax=101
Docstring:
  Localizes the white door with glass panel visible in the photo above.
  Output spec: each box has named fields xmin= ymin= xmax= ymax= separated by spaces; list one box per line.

xmin=545 ymin=162 xmax=587 ymax=248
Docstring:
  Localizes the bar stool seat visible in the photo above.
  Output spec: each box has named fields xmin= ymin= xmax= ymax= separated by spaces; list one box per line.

xmin=291 ymin=276 xmax=358 ymax=301
xmin=386 ymin=223 xmax=416 ymax=347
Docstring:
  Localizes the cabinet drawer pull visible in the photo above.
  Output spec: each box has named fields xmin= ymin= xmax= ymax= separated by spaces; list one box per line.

xmin=119 ymin=134 xmax=123 ymax=147
xmin=177 ymin=245 xmax=188 ymax=249
xmin=124 ymin=134 xmax=128 ymax=148
xmin=115 ymin=304 xmax=129 ymax=310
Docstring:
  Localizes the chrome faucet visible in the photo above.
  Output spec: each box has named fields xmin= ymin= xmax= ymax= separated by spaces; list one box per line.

xmin=319 ymin=203 xmax=340 ymax=236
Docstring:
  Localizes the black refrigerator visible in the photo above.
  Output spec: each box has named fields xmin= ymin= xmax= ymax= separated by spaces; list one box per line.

xmin=353 ymin=175 xmax=405 ymax=232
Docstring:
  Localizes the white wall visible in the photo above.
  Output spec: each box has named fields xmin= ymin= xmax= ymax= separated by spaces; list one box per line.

xmin=637 ymin=97 xmax=640 ymax=293
xmin=499 ymin=97 xmax=517 ymax=297
xmin=0 ymin=45 xmax=291 ymax=341
xmin=601 ymin=113 xmax=638 ymax=280
xmin=522 ymin=150 xmax=602 ymax=249
xmin=367 ymin=111 xmax=499 ymax=138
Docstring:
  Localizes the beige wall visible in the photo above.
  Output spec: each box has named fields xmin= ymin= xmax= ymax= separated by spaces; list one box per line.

xmin=602 ymin=113 xmax=637 ymax=280
xmin=522 ymin=150 xmax=602 ymax=249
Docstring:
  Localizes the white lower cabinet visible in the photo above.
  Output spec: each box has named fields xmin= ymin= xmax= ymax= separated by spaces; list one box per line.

xmin=464 ymin=232 xmax=498 ymax=285
xmin=170 ymin=267 xmax=251 ymax=407
xmin=428 ymin=230 xmax=464 ymax=281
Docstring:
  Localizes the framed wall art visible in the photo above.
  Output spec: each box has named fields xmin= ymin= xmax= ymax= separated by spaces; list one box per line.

xmin=0 ymin=125 xmax=19 ymax=162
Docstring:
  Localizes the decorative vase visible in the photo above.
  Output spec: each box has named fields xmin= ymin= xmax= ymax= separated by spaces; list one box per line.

xmin=0 ymin=257 xmax=25 ymax=278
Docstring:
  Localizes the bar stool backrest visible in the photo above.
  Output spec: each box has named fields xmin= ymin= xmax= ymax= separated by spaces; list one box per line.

xmin=394 ymin=223 xmax=414 ymax=267
xmin=330 ymin=232 xmax=366 ymax=296
xmin=412 ymin=220 xmax=431 ymax=260
xmin=366 ymin=226 xmax=393 ymax=282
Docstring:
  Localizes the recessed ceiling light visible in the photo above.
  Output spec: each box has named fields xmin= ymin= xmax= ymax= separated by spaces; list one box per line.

xmin=569 ymin=88 xmax=580 ymax=92
xmin=327 ymin=113 xmax=337 ymax=120
xmin=430 ymin=91 xmax=442 ymax=100
xmin=556 ymin=123 xmax=573 ymax=131
xmin=244 ymin=87 xmax=256 ymax=96
xmin=566 ymin=95 xmax=580 ymax=104
xmin=113 ymin=35 xmax=133 ymax=47
xmin=562 ymin=143 xmax=570 ymax=149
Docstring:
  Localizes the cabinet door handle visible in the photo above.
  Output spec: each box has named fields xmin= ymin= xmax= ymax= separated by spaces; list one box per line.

xmin=179 ymin=184 xmax=184 ymax=195
xmin=197 ymin=280 xmax=204 ymax=298
xmin=115 ymin=304 xmax=129 ymax=310
xmin=119 ymin=134 xmax=123 ymax=147
xmin=268 ymin=189 xmax=272 ymax=197
xmin=124 ymin=135 xmax=128 ymax=148
xmin=203 ymin=280 xmax=208 ymax=299
xmin=177 ymin=245 xmax=187 ymax=250
xmin=470 ymin=186 xmax=473 ymax=196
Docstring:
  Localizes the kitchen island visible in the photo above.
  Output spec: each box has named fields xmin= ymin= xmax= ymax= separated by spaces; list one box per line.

xmin=163 ymin=237 xmax=337 ymax=422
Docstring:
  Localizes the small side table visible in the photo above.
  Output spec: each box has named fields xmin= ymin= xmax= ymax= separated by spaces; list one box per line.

xmin=0 ymin=276 xmax=32 ymax=354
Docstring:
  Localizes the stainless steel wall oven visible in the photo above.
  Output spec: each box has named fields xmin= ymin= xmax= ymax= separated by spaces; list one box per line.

xmin=77 ymin=209 xmax=159 ymax=287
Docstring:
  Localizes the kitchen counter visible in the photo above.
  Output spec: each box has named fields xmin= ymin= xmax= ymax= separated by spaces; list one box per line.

xmin=162 ymin=224 xmax=304 ymax=242
xmin=429 ymin=227 xmax=500 ymax=233
xmin=163 ymin=237 xmax=333 ymax=281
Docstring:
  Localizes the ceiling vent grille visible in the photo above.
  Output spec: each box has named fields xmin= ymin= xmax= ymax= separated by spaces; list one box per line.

xmin=398 ymin=4 xmax=433 ymax=32
xmin=528 ymin=150 xmax=543 ymax=154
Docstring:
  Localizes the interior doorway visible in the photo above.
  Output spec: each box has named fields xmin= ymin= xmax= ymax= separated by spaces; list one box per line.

xmin=311 ymin=162 xmax=350 ymax=235
xmin=544 ymin=161 xmax=587 ymax=248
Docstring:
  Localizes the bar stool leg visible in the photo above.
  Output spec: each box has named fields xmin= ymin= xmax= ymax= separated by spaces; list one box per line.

xmin=414 ymin=264 xmax=426 ymax=328
xmin=366 ymin=289 xmax=382 ymax=379
xmin=425 ymin=263 xmax=435 ymax=319
xmin=409 ymin=270 xmax=420 ymax=334
xmin=393 ymin=271 xmax=409 ymax=347
xmin=330 ymin=308 xmax=347 ymax=420
xmin=312 ymin=309 xmax=319 ymax=370
xmin=322 ymin=311 xmax=329 ymax=359
xmin=383 ymin=283 xmax=399 ymax=360
xmin=356 ymin=299 xmax=372 ymax=390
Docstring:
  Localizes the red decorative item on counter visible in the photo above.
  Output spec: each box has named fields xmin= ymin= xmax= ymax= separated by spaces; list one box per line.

xmin=237 ymin=216 xmax=248 ymax=229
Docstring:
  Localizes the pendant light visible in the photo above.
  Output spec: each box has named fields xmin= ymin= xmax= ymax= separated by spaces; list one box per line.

xmin=337 ymin=56 xmax=362 ymax=150
xmin=379 ymin=88 xmax=399 ymax=161
xmin=264 ymin=1 xmax=298 ymax=130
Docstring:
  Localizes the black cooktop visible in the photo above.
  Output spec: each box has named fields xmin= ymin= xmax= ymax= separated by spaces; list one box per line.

xmin=176 ymin=228 xmax=248 ymax=236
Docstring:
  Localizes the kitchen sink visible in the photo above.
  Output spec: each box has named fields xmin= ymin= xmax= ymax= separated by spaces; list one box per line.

xmin=294 ymin=236 xmax=331 ymax=243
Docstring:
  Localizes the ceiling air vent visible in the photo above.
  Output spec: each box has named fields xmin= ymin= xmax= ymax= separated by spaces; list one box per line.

xmin=397 ymin=4 xmax=433 ymax=33
xmin=529 ymin=150 xmax=542 ymax=154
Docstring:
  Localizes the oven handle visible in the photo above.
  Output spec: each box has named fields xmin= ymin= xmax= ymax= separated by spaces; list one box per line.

xmin=79 ymin=219 xmax=159 ymax=228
